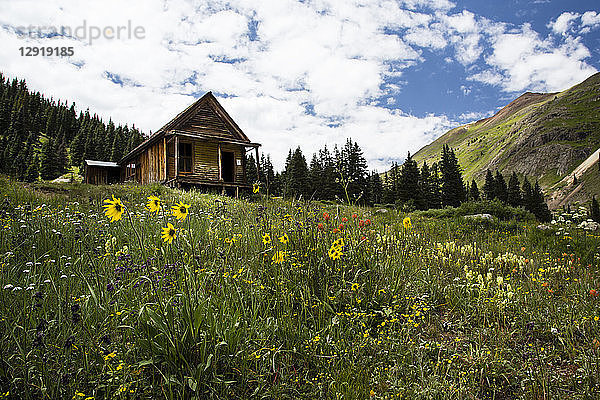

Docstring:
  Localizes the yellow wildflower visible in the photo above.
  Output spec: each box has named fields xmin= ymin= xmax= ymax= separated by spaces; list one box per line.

xmin=146 ymin=195 xmax=161 ymax=213
xmin=161 ymin=223 xmax=176 ymax=244
xmin=171 ymin=202 xmax=190 ymax=221
xmin=262 ymin=233 xmax=271 ymax=245
xmin=279 ymin=233 xmax=289 ymax=244
xmin=102 ymin=196 xmax=124 ymax=222
xmin=403 ymin=216 xmax=412 ymax=230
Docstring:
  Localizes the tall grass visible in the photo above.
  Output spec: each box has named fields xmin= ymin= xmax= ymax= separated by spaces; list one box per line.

xmin=0 ymin=178 xmax=598 ymax=399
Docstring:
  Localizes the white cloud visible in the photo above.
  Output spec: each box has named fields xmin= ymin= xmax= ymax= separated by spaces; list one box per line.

xmin=0 ymin=0 xmax=598 ymax=171
xmin=548 ymin=12 xmax=580 ymax=35
xmin=469 ymin=23 xmax=597 ymax=93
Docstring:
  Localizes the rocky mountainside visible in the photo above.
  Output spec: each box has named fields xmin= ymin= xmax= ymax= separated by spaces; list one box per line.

xmin=412 ymin=72 xmax=600 ymax=208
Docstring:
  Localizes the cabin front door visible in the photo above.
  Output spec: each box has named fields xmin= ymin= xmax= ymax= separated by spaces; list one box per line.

xmin=222 ymin=151 xmax=235 ymax=182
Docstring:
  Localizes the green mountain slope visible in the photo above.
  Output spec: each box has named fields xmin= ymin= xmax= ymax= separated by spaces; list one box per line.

xmin=412 ymin=72 xmax=600 ymax=207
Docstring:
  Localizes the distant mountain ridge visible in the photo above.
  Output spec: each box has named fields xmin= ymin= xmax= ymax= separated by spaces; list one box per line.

xmin=412 ymin=72 xmax=600 ymax=208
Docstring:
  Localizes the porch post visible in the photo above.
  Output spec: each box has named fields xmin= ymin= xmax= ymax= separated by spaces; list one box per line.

xmin=174 ymin=135 xmax=179 ymax=178
xmin=218 ymin=143 xmax=222 ymax=181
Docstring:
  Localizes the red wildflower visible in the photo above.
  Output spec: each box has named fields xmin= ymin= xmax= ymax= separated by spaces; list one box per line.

xmin=339 ymin=224 xmax=344 ymax=230
xmin=318 ymin=223 xmax=324 ymax=231
xmin=364 ymin=219 xmax=371 ymax=226
xmin=361 ymin=236 xmax=366 ymax=241
xmin=359 ymin=220 xmax=365 ymax=227
xmin=352 ymin=213 xmax=358 ymax=219
xmin=591 ymin=289 xmax=598 ymax=297
xmin=332 ymin=228 xmax=340 ymax=233
xmin=323 ymin=212 xmax=330 ymax=221
xmin=342 ymin=217 xmax=348 ymax=222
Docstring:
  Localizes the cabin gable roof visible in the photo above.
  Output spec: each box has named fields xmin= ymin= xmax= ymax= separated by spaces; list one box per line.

xmin=120 ymin=92 xmax=251 ymax=164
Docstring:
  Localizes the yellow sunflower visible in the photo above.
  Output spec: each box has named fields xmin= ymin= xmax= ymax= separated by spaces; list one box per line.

xmin=403 ymin=217 xmax=412 ymax=230
xmin=146 ymin=195 xmax=161 ymax=213
xmin=279 ymin=233 xmax=289 ymax=244
xmin=103 ymin=196 xmax=125 ymax=222
xmin=161 ymin=223 xmax=176 ymax=244
xmin=262 ymin=233 xmax=271 ymax=245
xmin=171 ymin=202 xmax=191 ymax=221
xmin=253 ymin=183 xmax=260 ymax=193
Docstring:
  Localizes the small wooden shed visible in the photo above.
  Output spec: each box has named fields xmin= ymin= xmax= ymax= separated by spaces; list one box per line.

xmin=119 ymin=92 xmax=261 ymax=194
xmin=84 ymin=160 xmax=121 ymax=184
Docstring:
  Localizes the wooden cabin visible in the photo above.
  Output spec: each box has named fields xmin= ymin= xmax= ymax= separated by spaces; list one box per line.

xmin=120 ymin=92 xmax=260 ymax=194
xmin=83 ymin=92 xmax=260 ymax=194
xmin=84 ymin=160 xmax=121 ymax=184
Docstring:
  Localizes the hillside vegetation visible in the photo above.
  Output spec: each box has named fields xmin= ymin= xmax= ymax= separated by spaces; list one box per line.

xmin=1 ymin=179 xmax=599 ymax=399
xmin=412 ymin=72 xmax=600 ymax=205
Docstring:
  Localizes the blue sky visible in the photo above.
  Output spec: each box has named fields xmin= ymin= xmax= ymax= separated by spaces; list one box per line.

xmin=1 ymin=0 xmax=599 ymax=170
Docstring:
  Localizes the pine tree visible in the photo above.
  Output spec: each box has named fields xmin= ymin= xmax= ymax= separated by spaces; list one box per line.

xmin=309 ymin=153 xmax=324 ymax=199
xmin=468 ymin=179 xmax=480 ymax=201
xmin=366 ymin=171 xmax=384 ymax=205
xmin=483 ymin=169 xmax=495 ymax=200
xmin=245 ymin=153 xmax=259 ymax=185
xmin=532 ymin=181 xmax=552 ymax=222
xmin=507 ymin=172 xmax=522 ymax=207
xmin=398 ymin=152 xmax=420 ymax=207
xmin=24 ymin=154 xmax=39 ymax=182
xmin=494 ymin=171 xmax=508 ymax=203
xmin=283 ymin=147 xmax=310 ymax=199
xmin=440 ymin=145 xmax=465 ymax=207
xmin=40 ymin=137 xmax=57 ymax=180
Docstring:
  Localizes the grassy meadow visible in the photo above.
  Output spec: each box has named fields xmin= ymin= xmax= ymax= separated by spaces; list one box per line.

xmin=0 ymin=178 xmax=599 ymax=399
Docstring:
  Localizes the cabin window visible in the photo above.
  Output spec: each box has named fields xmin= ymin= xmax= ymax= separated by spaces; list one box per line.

xmin=178 ymin=142 xmax=192 ymax=173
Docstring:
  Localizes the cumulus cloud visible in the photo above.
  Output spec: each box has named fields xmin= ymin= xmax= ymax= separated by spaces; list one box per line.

xmin=548 ymin=12 xmax=580 ymax=35
xmin=468 ymin=23 xmax=597 ymax=93
xmin=0 ymin=0 xmax=597 ymax=170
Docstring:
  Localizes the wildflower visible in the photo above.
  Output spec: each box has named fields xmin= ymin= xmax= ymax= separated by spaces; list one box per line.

xmin=146 ymin=195 xmax=161 ymax=213
xmin=328 ymin=245 xmax=343 ymax=260
xmin=103 ymin=196 xmax=125 ymax=222
xmin=161 ymin=223 xmax=176 ymax=244
xmin=328 ymin=238 xmax=344 ymax=260
xmin=323 ymin=212 xmax=330 ymax=221
xmin=351 ymin=282 xmax=359 ymax=291
xmin=403 ymin=217 xmax=412 ymax=229
xmin=591 ymin=289 xmax=598 ymax=297
xmin=332 ymin=228 xmax=340 ymax=233
xmin=341 ymin=217 xmax=348 ymax=222
xmin=253 ymin=183 xmax=260 ymax=193
xmin=171 ymin=202 xmax=191 ymax=220
xmin=272 ymin=251 xmax=286 ymax=264
xmin=352 ymin=213 xmax=358 ymax=219
xmin=262 ymin=233 xmax=271 ymax=245
xmin=338 ymin=223 xmax=344 ymax=230
xmin=317 ymin=223 xmax=324 ymax=230
xmin=364 ymin=219 xmax=371 ymax=226
xmin=279 ymin=233 xmax=289 ymax=244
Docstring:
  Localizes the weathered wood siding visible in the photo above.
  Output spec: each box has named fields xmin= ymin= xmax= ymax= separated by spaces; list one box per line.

xmin=137 ymin=141 xmax=166 ymax=184
xmin=180 ymin=101 xmax=237 ymax=140
xmin=166 ymin=140 xmax=175 ymax=179
xmin=193 ymin=141 xmax=219 ymax=180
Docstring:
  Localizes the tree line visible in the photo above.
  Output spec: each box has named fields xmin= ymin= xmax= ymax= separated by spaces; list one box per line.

xmin=248 ymin=143 xmax=552 ymax=221
xmin=0 ymin=73 xmax=145 ymax=181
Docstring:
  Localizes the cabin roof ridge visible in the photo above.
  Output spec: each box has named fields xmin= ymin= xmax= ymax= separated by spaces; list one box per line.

xmin=120 ymin=92 xmax=253 ymax=164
